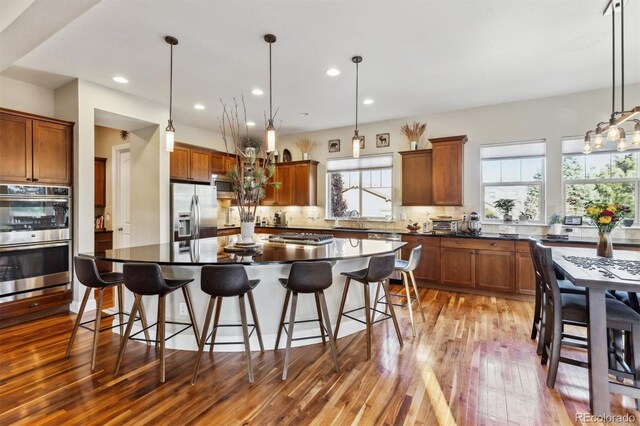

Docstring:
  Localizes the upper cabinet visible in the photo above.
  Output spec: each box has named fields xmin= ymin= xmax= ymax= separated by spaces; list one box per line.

xmin=0 ymin=109 xmax=73 ymax=185
xmin=170 ymin=143 xmax=212 ymax=183
xmin=262 ymin=160 xmax=318 ymax=206
xmin=400 ymin=135 xmax=466 ymax=206
xmin=211 ymin=150 xmax=238 ymax=175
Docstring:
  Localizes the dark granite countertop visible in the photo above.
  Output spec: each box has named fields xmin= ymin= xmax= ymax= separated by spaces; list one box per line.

xmin=81 ymin=234 xmax=405 ymax=266
xmin=217 ymin=225 xmax=639 ymax=248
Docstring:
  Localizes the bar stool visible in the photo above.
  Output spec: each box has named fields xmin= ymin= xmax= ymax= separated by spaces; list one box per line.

xmin=115 ymin=263 xmax=199 ymax=383
xmin=373 ymin=245 xmax=426 ymax=337
xmin=334 ymin=253 xmax=403 ymax=360
xmin=276 ymin=261 xmax=339 ymax=380
xmin=66 ymin=256 xmax=151 ymax=370
xmin=191 ymin=264 xmax=264 ymax=384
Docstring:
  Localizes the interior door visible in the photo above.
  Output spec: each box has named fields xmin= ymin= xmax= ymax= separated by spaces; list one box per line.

xmin=115 ymin=149 xmax=131 ymax=248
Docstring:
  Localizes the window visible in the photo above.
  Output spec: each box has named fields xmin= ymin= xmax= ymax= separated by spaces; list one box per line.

xmin=562 ymin=138 xmax=639 ymax=220
xmin=326 ymin=155 xmax=393 ymax=218
xmin=481 ymin=141 xmax=546 ymax=222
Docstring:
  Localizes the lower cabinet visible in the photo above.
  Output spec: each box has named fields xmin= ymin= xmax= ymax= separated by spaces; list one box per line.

xmin=440 ymin=248 xmax=475 ymax=288
xmin=402 ymin=235 xmax=440 ymax=283
xmin=95 ymin=230 xmax=113 ymax=273
xmin=515 ymin=242 xmax=536 ymax=295
xmin=475 ymin=249 xmax=514 ymax=292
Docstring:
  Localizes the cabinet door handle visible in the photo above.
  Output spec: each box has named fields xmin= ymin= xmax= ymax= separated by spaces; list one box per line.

xmin=26 ymin=177 xmax=32 ymax=181
xmin=469 ymin=251 xmax=474 ymax=254
xmin=32 ymin=178 xmax=39 ymax=182
xmin=476 ymin=250 xmax=479 ymax=255
xmin=118 ymin=227 xmax=123 ymax=231
xmin=455 ymin=240 xmax=462 ymax=245
xmin=490 ymin=243 xmax=497 ymax=247
xmin=27 ymin=302 xmax=40 ymax=308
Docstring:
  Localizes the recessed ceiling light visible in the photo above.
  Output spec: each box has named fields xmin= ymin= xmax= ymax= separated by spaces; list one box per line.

xmin=246 ymin=121 xmax=256 ymax=127
xmin=326 ymin=68 xmax=341 ymax=77
xmin=193 ymin=104 xmax=205 ymax=110
xmin=363 ymin=99 xmax=374 ymax=105
xmin=299 ymin=112 xmax=310 ymax=116
xmin=112 ymin=76 xmax=128 ymax=84
xmin=251 ymin=88 xmax=264 ymax=96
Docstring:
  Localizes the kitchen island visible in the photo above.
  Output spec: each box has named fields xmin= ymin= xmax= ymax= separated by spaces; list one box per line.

xmin=81 ymin=234 xmax=405 ymax=352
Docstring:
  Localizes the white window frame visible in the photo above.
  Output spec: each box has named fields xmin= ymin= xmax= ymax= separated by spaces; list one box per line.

xmin=325 ymin=155 xmax=393 ymax=219
xmin=480 ymin=142 xmax=546 ymax=224
xmin=561 ymin=150 xmax=640 ymax=220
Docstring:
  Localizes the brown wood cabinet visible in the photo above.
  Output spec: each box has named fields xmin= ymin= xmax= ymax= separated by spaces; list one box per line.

xmin=262 ymin=160 xmax=317 ymax=206
xmin=0 ymin=289 xmax=72 ymax=328
xmin=95 ymin=230 xmax=113 ymax=273
xmin=170 ymin=143 xmax=211 ymax=183
xmin=440 ymin=247 xmax=476 ymax=288
xmin=401 ymin=235 xmax=440 ymax=283
xmin=0 ymin=109 xmax=73 ymax=185
xmin=515 ymin=241 xmax=536 ymax=295
xmin=475 ymin=249 xmax=514 ymax=292
xmin=211 ymin=150 xmax=237 ymax=175
xmin=95 ymin=157 xmax=107 ymax=207
xmin=399 ymin=135 xmax=466 ymax=206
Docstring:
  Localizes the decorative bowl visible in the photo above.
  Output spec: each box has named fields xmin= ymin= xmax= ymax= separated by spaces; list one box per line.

xmin=406 ymin=224 xmax=421 ymax=233
xmin=622 ymin=218 xmax=634 ymax=227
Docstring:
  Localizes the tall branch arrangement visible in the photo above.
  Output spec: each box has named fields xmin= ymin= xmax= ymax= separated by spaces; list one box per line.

xmin=400 ymin=121 xmax=427 ymax=142
xmin=219 ymin=97 xmax=279 ymax=222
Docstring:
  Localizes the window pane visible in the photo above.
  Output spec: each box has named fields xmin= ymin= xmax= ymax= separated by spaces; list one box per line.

xmin=521 ymin=158 xmax=543 ymax=181
xmin=565 ymin=182 xmax=637 ymax=218
xmin=361 ymin=170 xmax=370 ymax=187
xmin=484 ymin=185 xmax=541 ymax=221
xmin=501 ymin=159 xmax=520 ymax=182
xmin=562 ymin=155 xmax=585 ymax=180
xmin=611 ymin=153 xmax=638 ymax=178
xmin=482 ymin=160 xmax=501 ymax=183
xmin=370 ymin=170 xmax=381 ymax=187
xmin=585 ymin=153 xmax=611 ymax=179
xmin=362 ymin=188 xmax=392 ymax=217
xmin=381 ymin=169 xmax=392 ymax=187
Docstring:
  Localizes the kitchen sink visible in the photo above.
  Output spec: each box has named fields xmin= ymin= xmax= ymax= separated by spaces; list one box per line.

xmin=331 ymin=226 xmax=370 ymax=231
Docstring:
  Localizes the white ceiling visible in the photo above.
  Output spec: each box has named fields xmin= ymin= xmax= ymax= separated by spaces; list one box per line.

xmin=2 ymin=0 xmax=639 ymax=135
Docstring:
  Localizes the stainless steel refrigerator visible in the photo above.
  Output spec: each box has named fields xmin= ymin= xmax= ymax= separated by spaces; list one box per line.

xmin=170 ymin=183 xmax=217 ymax=242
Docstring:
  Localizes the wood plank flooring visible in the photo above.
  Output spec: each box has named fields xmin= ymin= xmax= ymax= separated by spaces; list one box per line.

xmin=1 ymin=286 xmax=639 ymax=425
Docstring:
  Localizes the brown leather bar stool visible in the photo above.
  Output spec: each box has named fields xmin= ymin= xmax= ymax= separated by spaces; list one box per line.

xmin=334 ymin=253 xmax=403 ymax=360
xmin=192 ymin=264 xmax=264 ymax=384
xmin=373 ymin=245 xmax=426 ymax=337
xmin=66 ymin=256 xmax=151 ymax=370
xmin=276 ymin=261 xmax=339 ymax=380
xmin=115 ymin=263 xmax=199 ymax=383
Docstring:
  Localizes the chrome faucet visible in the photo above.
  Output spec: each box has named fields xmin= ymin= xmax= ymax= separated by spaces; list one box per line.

xmin=347 ymin=210 xmax=365 ymax=229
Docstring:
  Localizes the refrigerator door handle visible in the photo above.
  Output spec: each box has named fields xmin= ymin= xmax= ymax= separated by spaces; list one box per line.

xmin=190 ymin=195 xmax=196 ymax=241
xmin=195 ymin=194 xmax=201 ymax=239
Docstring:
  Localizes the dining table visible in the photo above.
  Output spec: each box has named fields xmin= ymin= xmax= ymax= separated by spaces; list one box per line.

xmin=552 ymin=246 xmax=640 ymax=416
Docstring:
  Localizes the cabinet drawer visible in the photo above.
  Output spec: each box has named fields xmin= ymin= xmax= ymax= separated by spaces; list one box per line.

xmin=95 ymin=231 xmax=113 ymax=243
xmin=0 ymin=289 xmax=72 ymax=324
xmin=441 ymin=238 xmax=514 ymax=251
xmin=402 ymin=235 xmax=440 ymax=247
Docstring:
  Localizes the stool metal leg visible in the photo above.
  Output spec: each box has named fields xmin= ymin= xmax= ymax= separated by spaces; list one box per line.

xmin=319 ymin=291 xmax=339 ymax=373
xmin=66 ymin=286 xmax=92 ymax=357
xmin=381 ymin=279 xmax=403 ymax=346
xmin=182 ymin=286 xmax=200 ymax=346
xmin=275 ymin=290 xmax=291 ymax=350
xmin=364 ymin=282 xmax=372 ymax=360
xmin=238 ymin=294 xmax=254 ymax=383
xmin=159 ymin=295 xmax=167 ymax=383
xmin=401 ymin=271 xmax=416 ymax=337
xmin=138 ymin=298 xmax=151 ymax=346
xmin=283 ymin=292 xmax=298 ymax=380
xmin=90 ymin=288 xmax=105 ymax=370
xmin=247 ymin=290 xmax=264 ymax=352
xmin=117 ymin=284 xmax=125 ymax=336
xmin=314 ymin=293 xmax=326 ymax=345
xmin=114 ymin=294 xmax=141 ymax=375
xmin=209 ymin=297 xmax=222 ymax=353
xmin=334 ymin=278 xmax=351 ymax=340
xmin=192 ymin=296 xmax=215 ymax=385
xmin=409 ymin=271 xmax=426 ymax=322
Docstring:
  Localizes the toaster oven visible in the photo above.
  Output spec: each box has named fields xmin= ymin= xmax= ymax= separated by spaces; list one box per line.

xmin=431 ymin=219 xmax=459 ymax=235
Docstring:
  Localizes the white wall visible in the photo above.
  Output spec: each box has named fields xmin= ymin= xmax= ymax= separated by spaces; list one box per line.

xmin=0 ymin=75 xmax=55 ymax=116
xmin=275 ymin=84 xmax=640 ymax=228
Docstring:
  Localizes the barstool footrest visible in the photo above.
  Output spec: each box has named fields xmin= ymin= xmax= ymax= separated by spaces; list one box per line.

xmin=377 ymin=293 xmax=418 ymax=309
xmin=281 ymin=318 xmax=329 ymax=342
xmin=78 ymin=311 xmax=143 ymax=333
xmin=341 ymin=306 xmax=393 ymax=325
xmin=206 ymin=323 xmax=257 ymax=346
xmin=128 ymin=320 xmax=194 ymax=344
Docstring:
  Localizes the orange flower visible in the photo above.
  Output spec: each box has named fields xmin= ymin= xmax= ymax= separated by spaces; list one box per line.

xmin=598 ymin=216 xmax=612 ymax=225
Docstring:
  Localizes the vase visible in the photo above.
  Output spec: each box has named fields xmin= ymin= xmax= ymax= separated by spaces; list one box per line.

xmin=410 ymin=141 xmax=418 ymax=150
xmin=597 ymin=232 xmax=613 ymax=258
xmin=549 ymin=223 xmax=562 ymax=235
xmin=503 ymin=214 xmax=513 ymax=222
xmin=303 ymin=152 xmax=310 ymax=160
xmin=240 ymin=221 xmax=255 ymax=243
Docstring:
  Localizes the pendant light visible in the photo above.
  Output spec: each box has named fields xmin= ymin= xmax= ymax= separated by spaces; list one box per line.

xmin=264 ymin=34 xmax=277 ymax=153
xmin=352 ymin=56 xmax=363 ymax=158
xmin=583 ymin=0 xmax=639 ymax=154
xmin=165 ymin=35 xmax=178 ymax=152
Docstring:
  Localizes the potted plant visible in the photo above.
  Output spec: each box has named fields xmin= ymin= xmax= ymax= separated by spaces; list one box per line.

xmin=494 ymin=199 xmax=516 ymax=222
xmin=518 ymin=211 xmax=531 ymax=223
xmin=548 ymin=213 xmax=563 ymax=235
xmin=295 ymin=137 xmax=317 ymax=160
xmin=584 ymin=202 xmax=631 ymax=257
xmin=220 ymin=98 xmax=279 ymax=243
xmin=400 ymin=121 xmax=427 ymax=150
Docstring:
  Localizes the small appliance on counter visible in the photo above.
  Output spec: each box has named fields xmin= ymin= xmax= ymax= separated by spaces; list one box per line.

xmin=431 ymin=217 xmax=460 ymax=235
xmin=274 ymin=211 xmax=287 ymax=227
xmin=468 ymin=211 xmax=482 ymax=235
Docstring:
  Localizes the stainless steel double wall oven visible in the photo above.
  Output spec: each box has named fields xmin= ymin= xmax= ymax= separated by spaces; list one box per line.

xmin=0 ymin=185 xmax=72 ymax=303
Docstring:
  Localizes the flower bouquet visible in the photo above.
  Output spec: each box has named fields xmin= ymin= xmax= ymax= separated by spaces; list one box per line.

xmin=584 ymin=202 xmax=631 ymax=257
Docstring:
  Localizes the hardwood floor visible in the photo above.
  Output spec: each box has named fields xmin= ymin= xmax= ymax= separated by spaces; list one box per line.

xmin=1 ymin=286 xmax=639 ymax=425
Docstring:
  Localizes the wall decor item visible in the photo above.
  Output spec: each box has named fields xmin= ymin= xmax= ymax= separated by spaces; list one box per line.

xmin=328 ymin=139 xmax=340 ymax=152
xmin=400 ymin=121 xmax=427 ymax=150
xmin=282 ymin=148 xmax=292 ymax=162
xmin=359 ymin=135 xmax=365 ymax=150
xmin=376 ymin=133 xmax=390 ymax=148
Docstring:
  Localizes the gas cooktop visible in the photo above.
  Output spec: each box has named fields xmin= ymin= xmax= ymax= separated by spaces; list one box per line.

xmin=268 ymin=233 xmax=334 ymax=245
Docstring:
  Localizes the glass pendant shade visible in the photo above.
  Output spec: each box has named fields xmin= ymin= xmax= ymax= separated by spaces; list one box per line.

xmin=352 ymin=133 xmax=360 ymax=158
xmin=166 ymin=120 xmax=175 ymax=152
xmin=592 ymin=133 xmax=604 ymax=149
xmin=632 ymin=122 xmax=640 ymax=145
xmin=582 ymin=134 xmax=592 ymax=154
xmin=607 ymin=118 xmax=620 ymax=141
xmin=266 ymin=121 xmax=276 ymax=152
xmin=616 ymin=129 xmax=627 ymax=152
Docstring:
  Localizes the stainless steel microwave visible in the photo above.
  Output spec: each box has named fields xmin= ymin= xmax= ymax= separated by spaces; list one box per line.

xmin=211 ymin=175 xmax=235 ymax=199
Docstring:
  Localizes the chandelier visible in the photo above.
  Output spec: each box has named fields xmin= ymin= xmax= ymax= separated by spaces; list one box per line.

xmin=583 ymin=0 xmax=640 ymax=154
